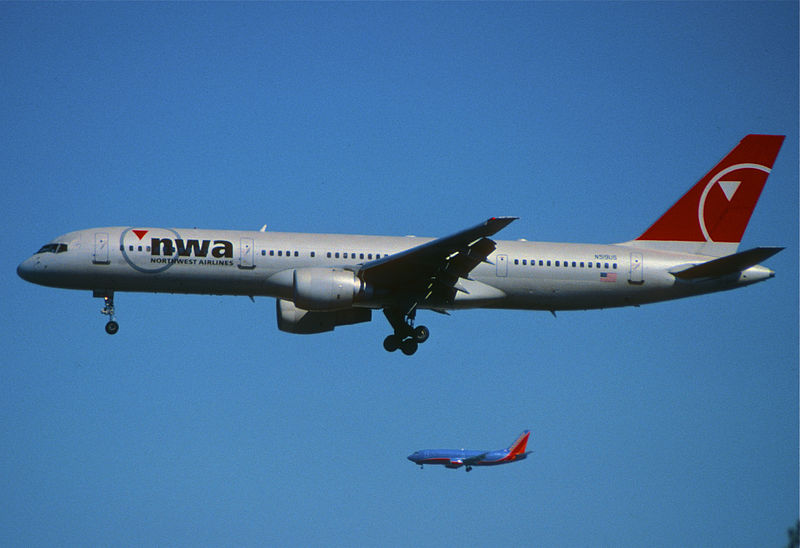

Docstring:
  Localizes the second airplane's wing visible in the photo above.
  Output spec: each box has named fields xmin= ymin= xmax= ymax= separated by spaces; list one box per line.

xmin=461 ymin=452 xmax=489 ymax=466
xmin=358 ymin=217 xmax=517 ymax=306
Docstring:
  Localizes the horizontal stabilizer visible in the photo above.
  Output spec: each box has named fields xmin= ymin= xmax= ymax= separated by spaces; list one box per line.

xmin=670 ymin=247 xmax=783 ymax=280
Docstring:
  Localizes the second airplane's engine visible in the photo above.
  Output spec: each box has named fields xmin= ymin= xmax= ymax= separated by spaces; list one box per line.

xmin=292 ymin=267 xmax=369 ymax=311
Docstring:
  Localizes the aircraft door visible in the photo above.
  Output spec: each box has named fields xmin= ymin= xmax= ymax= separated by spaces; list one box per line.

xmin=93 ymin=232 xmax=109 ymax=264
xmin=238 ymin=238 xmax=255 ymax=269
xmin=629 ymin=253 xmax=643 ymax=284
xmin=496 ymin=254 xmax=508 ymax=277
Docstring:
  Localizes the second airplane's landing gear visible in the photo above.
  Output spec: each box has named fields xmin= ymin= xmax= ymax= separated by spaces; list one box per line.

xmin=95 ymin=291 xmax=119 ymax=335
xmin=382 ymin=307 xmax=429 ymax=355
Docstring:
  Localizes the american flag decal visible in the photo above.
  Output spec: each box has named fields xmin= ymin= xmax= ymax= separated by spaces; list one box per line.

xmin=600 ymin=272 xmax=617 ymax=282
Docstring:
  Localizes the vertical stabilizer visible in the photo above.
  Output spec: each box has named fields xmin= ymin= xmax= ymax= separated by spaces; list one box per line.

xmin=631 ymin=135 xmax=784 ymax=256
xmin=508 ymin=430 xmax=530 ymax=457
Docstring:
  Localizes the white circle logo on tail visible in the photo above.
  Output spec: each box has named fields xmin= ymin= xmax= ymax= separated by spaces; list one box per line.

xmin=697 ymin=163 xmax=770 ymax=242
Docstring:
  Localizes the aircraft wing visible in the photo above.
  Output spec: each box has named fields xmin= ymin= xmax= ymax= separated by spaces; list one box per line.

xmin=461 ymin=452 xmax=489 ymax=466
xmin=358 ymin=217 xmax=517 ymax=305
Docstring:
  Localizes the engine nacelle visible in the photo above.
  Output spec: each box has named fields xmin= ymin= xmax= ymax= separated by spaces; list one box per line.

xmin=293 ymin=267 xmax=366 ymax=311
xmin=276 ymin=299 xmax=372 ymax=334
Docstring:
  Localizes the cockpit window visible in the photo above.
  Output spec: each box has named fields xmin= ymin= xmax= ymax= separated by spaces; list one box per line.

xmin=36 ymin=243 xmax=68 ymax=254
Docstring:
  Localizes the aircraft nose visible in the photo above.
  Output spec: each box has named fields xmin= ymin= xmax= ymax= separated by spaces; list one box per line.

xmin=407 ymin=452 xmax=419 ymax=462
xmin=17 ymin=255 xmax=48 ymax=285
xmin=17 ymin=257 xmax=36 ymax=282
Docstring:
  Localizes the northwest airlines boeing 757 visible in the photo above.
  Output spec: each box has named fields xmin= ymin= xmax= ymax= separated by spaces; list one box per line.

xmin=17 ymin=135 xmax=784 ymax=355
xmin=407 ymin=431 xmax=531 ymax=472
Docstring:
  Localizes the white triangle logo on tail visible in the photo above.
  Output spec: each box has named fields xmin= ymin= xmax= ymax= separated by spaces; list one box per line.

xmin=718 ymin=180 xmax=741 ymax=201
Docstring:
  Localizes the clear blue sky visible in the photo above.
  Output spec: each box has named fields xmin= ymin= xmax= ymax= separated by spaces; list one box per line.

xmin=2 ymin=3 xmax=797 ymax=546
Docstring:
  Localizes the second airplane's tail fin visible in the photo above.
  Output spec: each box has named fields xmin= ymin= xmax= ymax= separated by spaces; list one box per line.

xmin=508 ymin=430 xmax=530 ymax=457
xmin=630 ymin=134 xmax=784 ymax=257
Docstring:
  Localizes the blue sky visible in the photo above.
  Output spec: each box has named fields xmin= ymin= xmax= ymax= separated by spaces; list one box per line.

xmin=2 ymin=3 xmax=797 ymax=546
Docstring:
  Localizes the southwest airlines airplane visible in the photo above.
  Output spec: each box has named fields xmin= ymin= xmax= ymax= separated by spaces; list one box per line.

xmin=17 ymin=135 xmax=784 ymax=355
xmin=407 ymin=431 xmax=531 ymax=472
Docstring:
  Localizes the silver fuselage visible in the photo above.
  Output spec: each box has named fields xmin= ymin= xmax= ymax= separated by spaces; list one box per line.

xmin=17 ymin=226 xmax=774 ymax=311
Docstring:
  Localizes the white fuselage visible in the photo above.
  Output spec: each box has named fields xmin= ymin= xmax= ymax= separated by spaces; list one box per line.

xmin=17 ymin=226 xmax=774 ymax=312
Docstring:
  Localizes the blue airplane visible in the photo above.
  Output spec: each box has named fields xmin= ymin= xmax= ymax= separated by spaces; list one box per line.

xmin=407 ymin=431 xmax=531 ymax=472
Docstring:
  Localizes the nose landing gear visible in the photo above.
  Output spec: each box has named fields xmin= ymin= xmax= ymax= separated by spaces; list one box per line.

xmin=95 ymin=290 xmax=119 ymax=335
xmin=382 ymin=307 xmax=429 ymax=355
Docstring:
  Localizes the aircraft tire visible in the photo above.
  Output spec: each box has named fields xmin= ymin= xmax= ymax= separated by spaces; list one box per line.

xmin=400 ymin=338 xmax=418 ymax=356
xmin=105 ymin=320 xmax=119 ymax=335
xmin=383 ymin=334 xmax=401 ymax=352
xmin=413 ymin=325 xmax=430 ymax=343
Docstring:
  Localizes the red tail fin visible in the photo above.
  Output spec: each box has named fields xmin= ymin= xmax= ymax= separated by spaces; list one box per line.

xmin=508 ymin=430 xmax=530 ymax=456
xmin=635 ymin=135 xmax=784 ymax=254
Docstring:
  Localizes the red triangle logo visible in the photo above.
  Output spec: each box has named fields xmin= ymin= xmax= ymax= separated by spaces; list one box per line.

xmin=132 ymin=229 xmax=149 ymax=240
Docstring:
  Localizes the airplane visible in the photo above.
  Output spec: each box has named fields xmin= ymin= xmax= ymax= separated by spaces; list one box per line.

xmin=17 ymin=134 xmax=784 ymax=355
xmin=407 ymin=430 xmax=531 ymax=472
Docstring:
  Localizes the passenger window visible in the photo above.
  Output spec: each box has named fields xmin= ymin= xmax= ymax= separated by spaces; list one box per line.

xmin=596 ymin=262 xmax=600 ymax=268
xmin=547 ymin=260 xmax=551 ymax=266
xmin=572 ymin=261 xmax=576 ymax=267
xmin=335 ymin=252 xmax=340 ymax=258
xmin=613 ymin=263 xmax=617 ymax=269
xmin=278 ymin=250 xmax=282 ymax=256
xmin=539 ymin=260 xmax=543 ymax=266
xmin=588 ymin=262 xmax=592 ymax=268
xmin=514 ymin=259 xmax=519 ymax=265
xmin=311 ymin=251 xmax=316 ymax=258
xmin=580 ymin=262 xmax=584 ymax=268
xmin=343 ymin=253 xmax=348 ymax=259
xmin=294 ymin=251 xmax=299 ymax=257
xmin=129 ymin=245 xmax=134 ymax=251
xmin=327 ymin=252 xmax=331 ymax=258
xmin=555 ymin=261 xmax=560 ymax=267
xmin=138 ymin=246 xmax=143 ymax=252
xmin=368 ymin=254 xmax=373 ymax=260
xmin=522 ymin=259 xmax=527 ymax=265
xmin=605 ymin=263 xmax=609 ymax=269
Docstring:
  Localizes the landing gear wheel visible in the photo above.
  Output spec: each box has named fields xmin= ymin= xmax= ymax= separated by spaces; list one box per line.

xmin=383 ymin=334 xmax=401 ymax=352
xmin=96 ymin=291 xmax=119 ymax=335
xmin=400 ymin=338 xmax=418 ymax=356
xmin=413 ymin=325 xmax=430 ymax=343
xmin=383 ymin=307 xmax=430 ymax=355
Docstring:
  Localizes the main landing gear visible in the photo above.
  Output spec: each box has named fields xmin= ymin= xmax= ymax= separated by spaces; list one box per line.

xmin=95 ymin=290 xmax=119 ymax=335
xmin=382 ymin=307 xmax=430 ymax=356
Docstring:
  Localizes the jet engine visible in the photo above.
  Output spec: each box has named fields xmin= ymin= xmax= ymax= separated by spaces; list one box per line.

xmin=276 ymin=299 xmax=372 ymax=334
xmin=292 ymin=267 xmax=369 ymax=311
